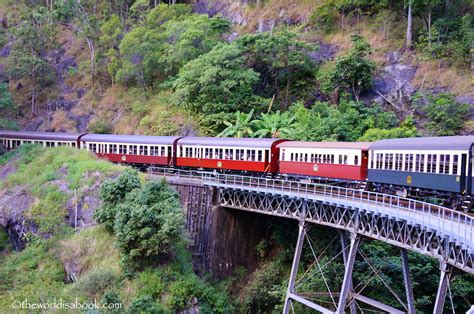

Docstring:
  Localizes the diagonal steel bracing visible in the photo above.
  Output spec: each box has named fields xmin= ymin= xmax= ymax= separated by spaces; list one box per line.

xmin=148 ymin=169 xmax=473 ymax=313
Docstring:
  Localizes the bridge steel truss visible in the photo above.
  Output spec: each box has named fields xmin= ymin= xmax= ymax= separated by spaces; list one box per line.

xmin=149 ymin=168 xmax=474 ymax=313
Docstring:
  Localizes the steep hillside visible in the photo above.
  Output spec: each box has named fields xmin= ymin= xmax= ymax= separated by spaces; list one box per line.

xmin=0 ymin=146 xmax=234 ymax=312
xmin=0 ymin=0 xmax=471 ymax=139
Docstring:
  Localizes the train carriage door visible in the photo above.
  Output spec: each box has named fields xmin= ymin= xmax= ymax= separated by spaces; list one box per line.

xmin=460 ymin=153 xmax=467 ymax=193
xmin=168 ymin=146 xmax=172 ymax=166
xmin=468 ymin=145 xmax=473 ymax=195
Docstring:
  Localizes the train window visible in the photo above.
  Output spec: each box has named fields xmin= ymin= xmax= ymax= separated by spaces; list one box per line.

xmin=405 ymin=154 xmax=413 ymax=171
xmin=427 ymin=154 xmax=437 ymax=173
xmin=331 ymin=155 xmax=335 ymax=164
xmin=395 ymin=154 xmax=402 ymax=170
xmin=216 ymin=149 xmax=222 ymax=159
xmin=256 ymin=150 xmax=262 ymax=162
xmin=110 ymin=144 xmax=117 ymax=154
xmin=72 ymin=142 xmax=76 ymax=148
xmin=355 ymin=155 xmax=359 ymax=166
xmin=453 ymin=155 xmax=458 ymax=175
xmin=310 ymin=154 xmax=315 ymax=162
xmin=290 ymin=153 xmax=294 ymax=161
xmin=444 ymin=155 xmax=450 ymax=174
xmin=119 ymin=145 xmax=126 ymax=154
xmin=229 ymin=149 xmax=235 ymax=160
xmin=89 ymin=143 xmax=97 ymax=153
xmin=150 ymin=146 xmax=158 ymax=156
xmin=338 ymin=155 xmax=343 ymax=164
xmin=385 ymin=154 xmax=393 ymax=170
xmin=439 ymin=155 xmax=445 ymax=173
xmin=129 ymin=145 xmax=138 ymax=155
xmin=139 ymin=146 xmax=147 ymax=155
xmin=249 ymin=150 xmax=256 ymax=161
xmin=161 ymin=146 xmax=166 ymax=156
xmin=377 ymin=153 xmax=383 ymax=169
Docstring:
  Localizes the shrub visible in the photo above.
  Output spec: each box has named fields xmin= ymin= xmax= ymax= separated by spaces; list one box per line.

xmin=126 ymin=295 xmax=164 ymax=314
xmin=418 ymin=93 xmax=470 ymax=136
xmin=94 ymin=169 xmax=141 ymax=232
xmin=329 ymin=34 xmax=376 ymax=101
xmin=243 ymin=260 xmax=285 ymax=312
xmin=75 ymin=268 xmax=118 ymax=298
xmin=114 ymin=180 xmax=184 ymax=264
xmin=88 ymin=119 xmax=113 ymax=134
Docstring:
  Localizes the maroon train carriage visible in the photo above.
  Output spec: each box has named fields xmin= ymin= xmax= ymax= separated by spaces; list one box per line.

xmin=277 ymin=141 xmax=370 ymax=181
xmin=0 ymin=130 xmax=84 ymax=149
xmin=175 ymin=137 xmax=287 ymax=173
xmin=80 ymin=134 xmax=182 ymax=166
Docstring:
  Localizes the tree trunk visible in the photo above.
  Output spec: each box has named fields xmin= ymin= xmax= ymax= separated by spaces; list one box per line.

xmin=405 ymin=0 xmax=413 ymax=50
xmin=427 ymin=10 xmax=432 ymax=49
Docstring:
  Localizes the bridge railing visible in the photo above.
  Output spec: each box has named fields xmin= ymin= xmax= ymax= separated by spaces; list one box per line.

xmin=148 ymin=167 xmax=474 ymax=247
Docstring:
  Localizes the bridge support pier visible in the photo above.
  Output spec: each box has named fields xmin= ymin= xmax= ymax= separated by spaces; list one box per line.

xmin=400 ymin=248 xmax=416 ymax=314
xmin=283 ymin=220 xmax=306 ymax=314
xmin=433 ymin=261 xmax=454 ymax=314
xmin=340 ymin=232 xmax=357 ymax=314
xmin=336 ymin=232 xmax=360 ymax=314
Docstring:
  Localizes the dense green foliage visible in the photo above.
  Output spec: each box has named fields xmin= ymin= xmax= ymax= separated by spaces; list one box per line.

xmin=95 ymin=169 xmax=141 ymax=232
xmin=418 ymin=93 xmax=471 ymax=136
xmin=114 ymin=179 xmax=184 ymax=264
xmin=96 ymin=170 xmax=184 ymax=266
xmin=328 ymin=34 xmax=376 ymax=101
xmin=0 ymin=147 xmax=233 ymax=312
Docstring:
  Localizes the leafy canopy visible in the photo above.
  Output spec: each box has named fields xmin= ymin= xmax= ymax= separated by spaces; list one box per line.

xmin=329 ymin=34 xmax=375 ymax=100
xmin=173 ymin=43 xmax=262 ymax=116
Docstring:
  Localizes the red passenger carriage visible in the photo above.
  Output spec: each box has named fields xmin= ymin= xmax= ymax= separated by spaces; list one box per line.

xmin=277 ymin=141 xmax=370 ymax=181
xmin=175 ymin=137 xmax=287 ymax=173
xmin=80 ymin=134 xmax=182 ymax=166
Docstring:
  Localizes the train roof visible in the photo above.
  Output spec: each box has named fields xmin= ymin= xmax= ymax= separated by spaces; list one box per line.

xmin=369 ymin=136 xmax=474 ymax=151
xmin=277 ymin=141 xmax=371 ymax=150
xmin=178 ymin=137 xmax=286 ymax=148
xmin=81 ymin=134 xmax=181 ymax=145
xmin=0 ymin=130 xmax=82 ymax=141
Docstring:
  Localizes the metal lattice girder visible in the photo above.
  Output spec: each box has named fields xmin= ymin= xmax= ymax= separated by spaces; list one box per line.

xmin=218 ymin=188 xmax=474 ymax=274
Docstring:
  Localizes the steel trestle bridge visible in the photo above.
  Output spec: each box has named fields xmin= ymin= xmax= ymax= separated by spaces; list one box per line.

xmin=149 ymin=167 xmax=474 ymax=313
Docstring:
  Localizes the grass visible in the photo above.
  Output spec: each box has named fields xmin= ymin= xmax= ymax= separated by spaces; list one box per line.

xmin=3 ymin=145 xmax=123 ymax=191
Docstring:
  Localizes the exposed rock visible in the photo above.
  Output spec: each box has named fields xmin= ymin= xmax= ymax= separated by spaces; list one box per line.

xmin=0 ymin=186 xmax=35 ymax=250
xmin=361 ymin=50 xmax=417 ymax=110
xmin=0 ymin=158 xmax=108 ymax=250
xmin=309 ymin=42 xmax=339 ymax=63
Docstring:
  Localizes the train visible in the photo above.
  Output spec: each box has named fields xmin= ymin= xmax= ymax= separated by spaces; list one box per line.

xmin=1 ymin=130 xmax=473 ymax=212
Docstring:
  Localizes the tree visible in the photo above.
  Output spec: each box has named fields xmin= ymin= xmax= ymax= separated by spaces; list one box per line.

xmin=406 ymin=0 xmax=414 ymax=49
xmin=238 ymin=31 xmax=317 ymax=108
xmin=288 ymin=100 xmax=398 ymax=142
xmin=421 ymin=93 xmax=470 ymax=136
xmin=415 ymin=0 xmax=442 ymax=49
xmin=173 ymin=43 xmax=262 ymax=116
xmin=114 ymin=6 xmax=229 ymax=90
xmin=359 ymin=117 xmax=419 ymax=141
xmin=114 ymin=179 xmax=184 ymax=264
xmin=329 ymin=34 xmax=376 ymax=101
xmin=0 ymin=83 xmax=13 ymax=110
xmin=252 ymin=110 xmax=296 ymax=138
xmin=62 ymin=0 xmax=100 ymax=91
xmin=94 ymin=169 xmax=141 ymax=232
xmin=218 ymin=110 xmax=255 ymax=138
xmin=7 ymin=7 xmax=57 ymax=115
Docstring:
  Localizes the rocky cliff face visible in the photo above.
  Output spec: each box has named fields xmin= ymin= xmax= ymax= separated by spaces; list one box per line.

xmin=171 ymin=180 xmax=281 ymax=278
